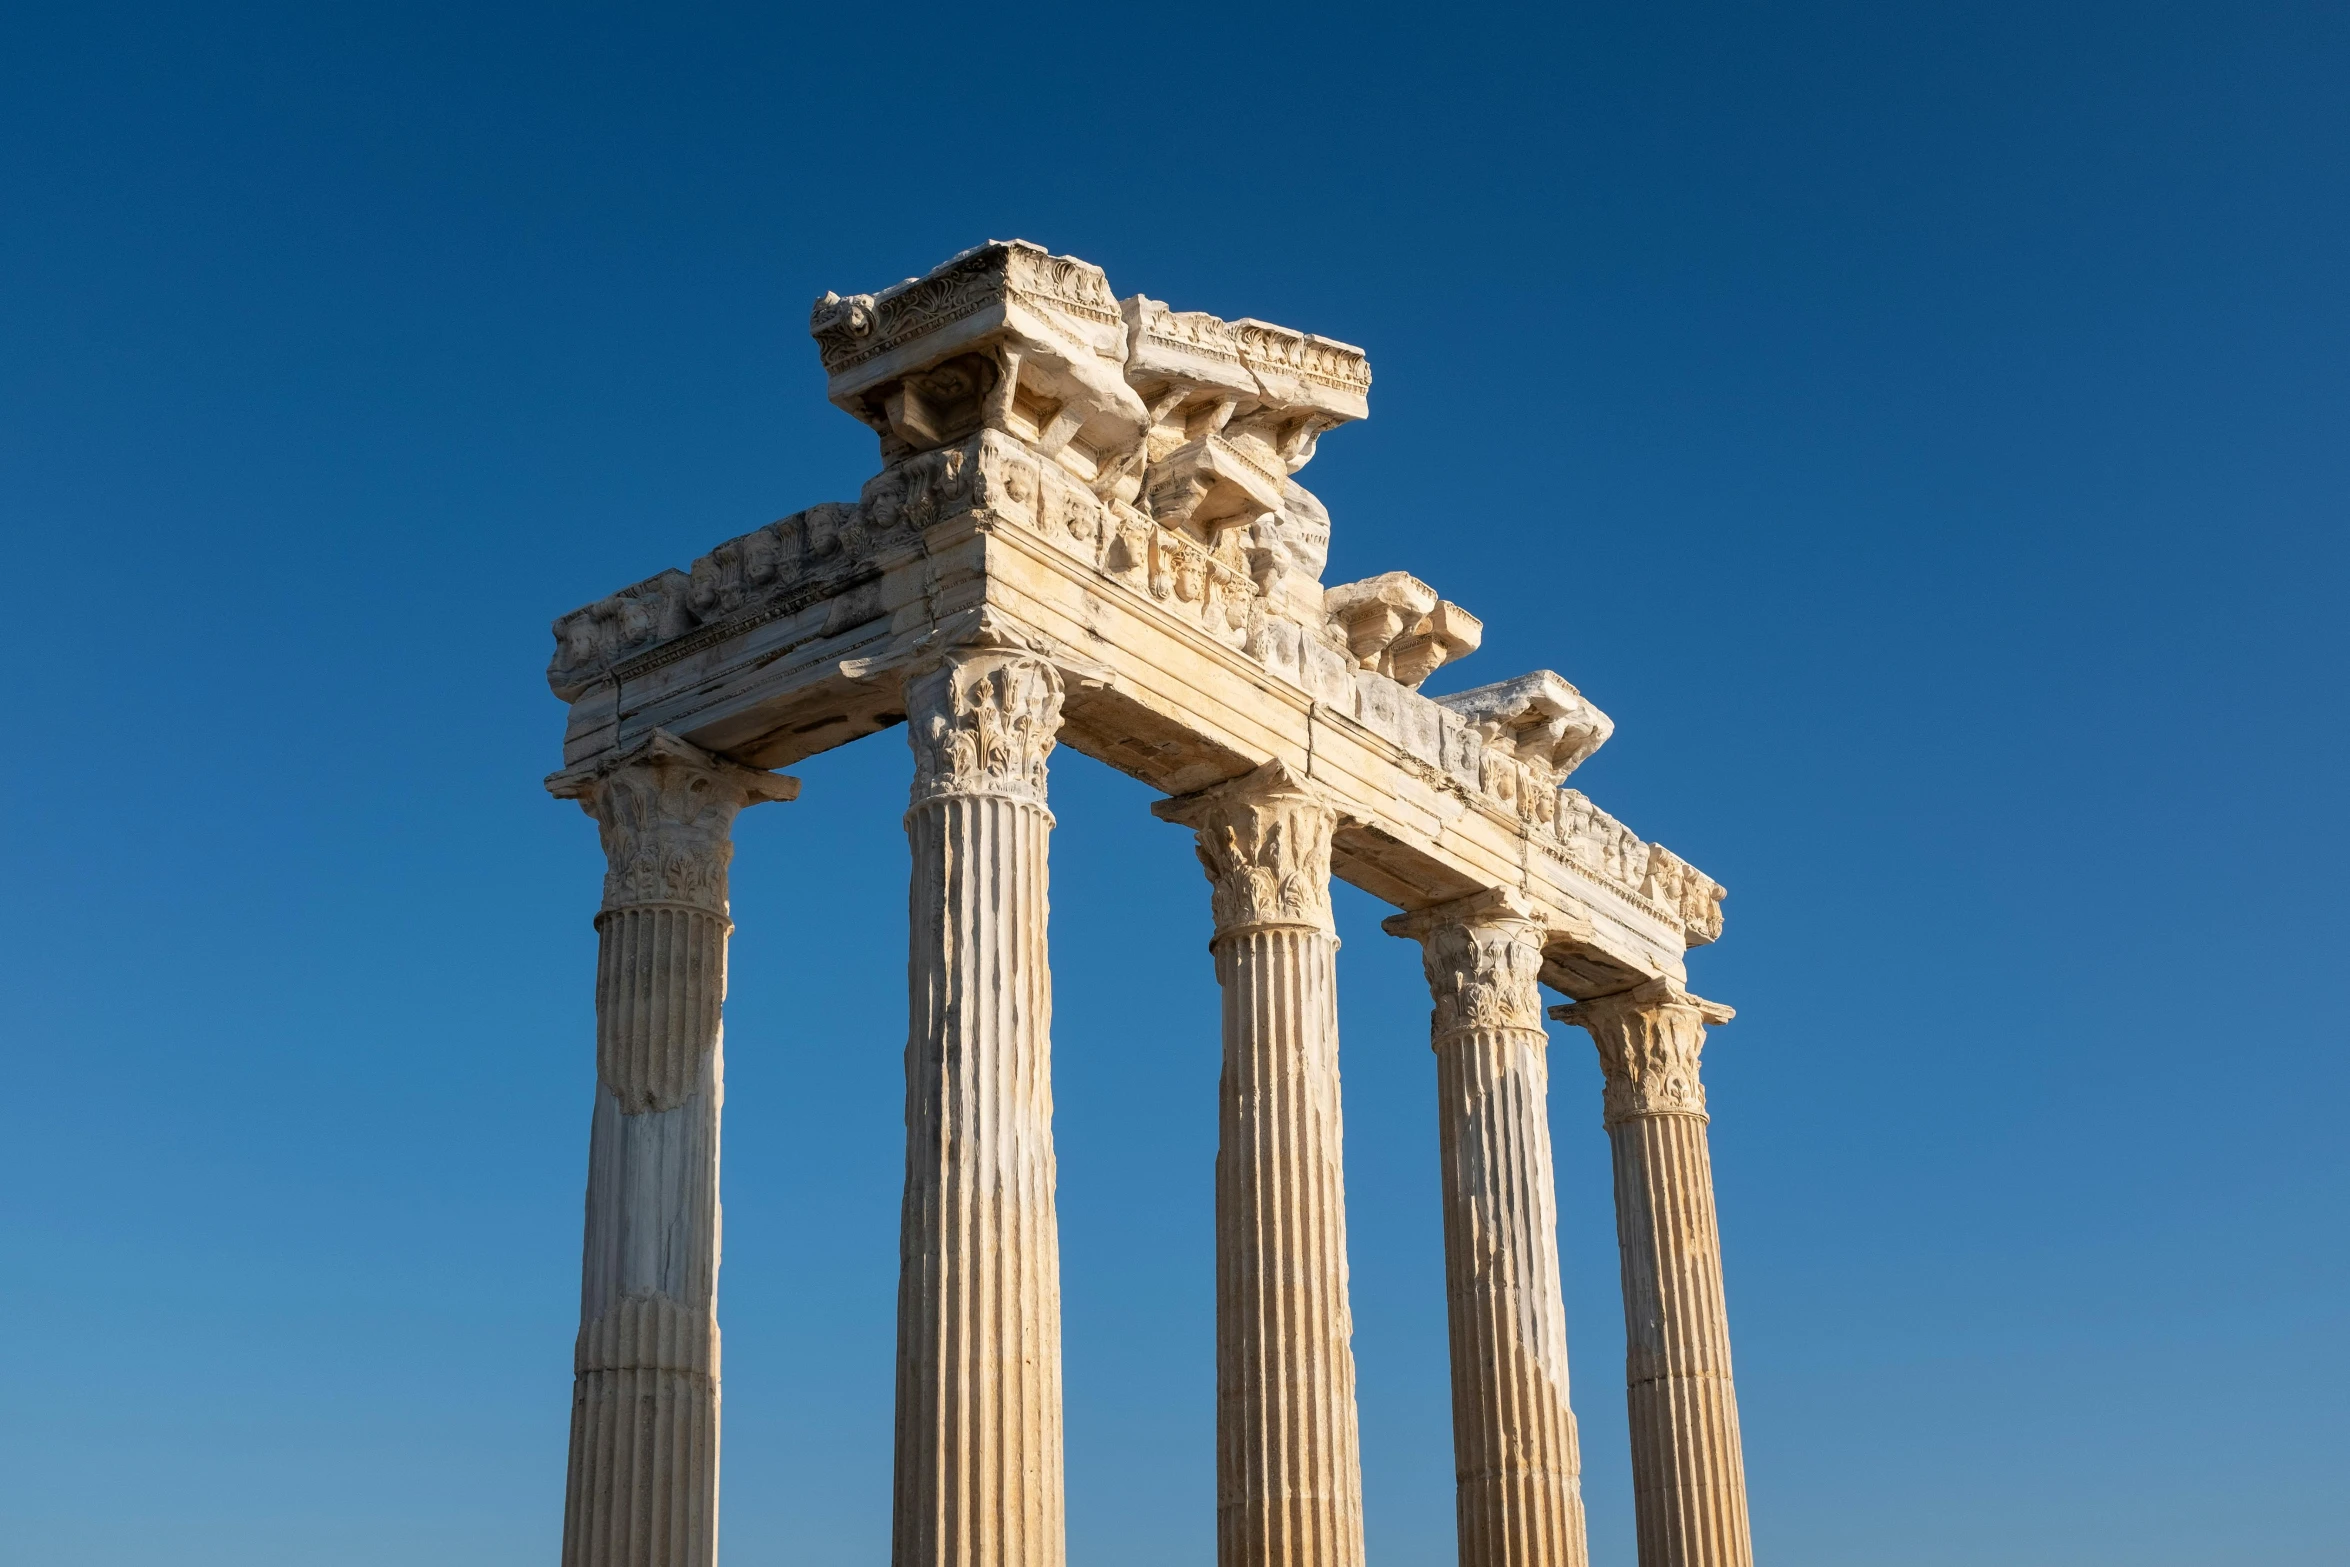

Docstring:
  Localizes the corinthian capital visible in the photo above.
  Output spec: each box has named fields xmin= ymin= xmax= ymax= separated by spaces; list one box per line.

xmin=1549 ymin=978 xmax=1735 ymax=1126
xmin=1153 ymin=760 xmax=1342 ymax=938
xmin=1382 ymin=888 xmax=1550 ymax=1042
xmin=546 ymin=731 xmax=800 ymax=917
xmin=904 ymin=648 xmax=1067 ymax=809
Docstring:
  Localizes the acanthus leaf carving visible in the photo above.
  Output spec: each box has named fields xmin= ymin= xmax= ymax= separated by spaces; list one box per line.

xmin=1152 ymin=761 xmax=1340 ymax=938
xmin=1549 ymin=978 xmax=1735 ymax=1127
xmin=546 ymin=731 xmax=799 ymax=919
xmin=1383 ymin=890 xmax=1550 ymax=1042
xmin=905 ymin=649 xmax=1066 ymax=809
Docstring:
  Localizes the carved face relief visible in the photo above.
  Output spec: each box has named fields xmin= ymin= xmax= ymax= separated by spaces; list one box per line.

xmin=883 ymin=353 xmax=999 ymax=451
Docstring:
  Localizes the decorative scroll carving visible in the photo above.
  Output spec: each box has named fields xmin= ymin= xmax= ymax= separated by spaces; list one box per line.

xmin=546 ymin=732 xmax=797 ymax=1115
xmin=1383 ymin=890 xmax=1549 ymax=1041
xmin=1550 ymin=979 xmax=1736 ymax=1127
xmin=1153 ymin=760 xmax=1341 ymax=938
xmin=546 ymin=730 xmax=800 ymax=919
xmin=905 ymin=648 xmax=1066 ymax=809
xmin=1231 ymin=316 xmax=1374 ymax=402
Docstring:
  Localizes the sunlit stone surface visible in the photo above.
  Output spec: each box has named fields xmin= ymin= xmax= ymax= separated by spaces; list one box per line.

xmin=544 ymin=241 xmax=1748 ymax=1567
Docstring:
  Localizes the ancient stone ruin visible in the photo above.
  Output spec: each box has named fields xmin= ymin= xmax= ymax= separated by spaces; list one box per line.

xmin=543 ymin=241 xmax=1751 ymax=1567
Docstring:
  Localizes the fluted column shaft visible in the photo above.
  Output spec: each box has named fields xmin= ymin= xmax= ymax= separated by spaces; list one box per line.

xmin=1156 ymin=762 xmax=1366 ymax=1567
xmin=1552 ymin=980 xmax=1750 ymax=1567
xmin=547 ymin=731 xmax=799 ymax=1567
xmin=1385 ymin=892 xmax=1587 ymax=1567
xmin=894 ymin=649 xmax=1069 ymax=1567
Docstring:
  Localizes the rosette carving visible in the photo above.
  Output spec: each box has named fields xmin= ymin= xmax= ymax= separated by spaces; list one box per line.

xmin=1383 ymin=890 xmax=1548 ymax=1042
xmin=1152 ymin=760 xmax=1341 ymax=938
xmin=905 ymin=649 xmax=1066 ymax=808
xmin=1550 ymin=978 xmax=1735 ymax=1127
xmin=546 ymin=731 xmax=800 ymax=919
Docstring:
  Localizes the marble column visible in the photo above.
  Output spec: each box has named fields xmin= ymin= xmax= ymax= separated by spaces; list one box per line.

xmin=1154 ymin=761 xmax=1366 ymax=1567
xmin=1383 ymin=891 xmax=1588 ymax=1567
xmin=894 ymin=647 xmax=1069 ymax=1567
xmin=546 ymin=730 xmax=800 ymax=1567
xmin=1549 ymin=980 xmax=1750 ymax=1567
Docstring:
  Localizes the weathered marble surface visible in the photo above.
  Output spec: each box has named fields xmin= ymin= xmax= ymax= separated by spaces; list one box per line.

xmin=545 ymin=732 xmax=799 ymax=1567
xmin=1388 ymin=891 xmax=1591 ymax=1567
xmin=895 ymin=645 xmax=1070 ymax=1567
xmin=1553 ymin=982 xmax=1751 ymax=1567
xmin=1157 ymin=763 xmax=1367 ymax=1567
xmin=542 ymin=242 xmax=1753 ymax=1567
xmin=544 ymin=242 xmax=1724 ymax=1005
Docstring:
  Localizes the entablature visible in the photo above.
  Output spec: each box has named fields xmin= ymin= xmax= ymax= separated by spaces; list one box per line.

xmin=545 ymin=243 xmax=1727 ymax=1000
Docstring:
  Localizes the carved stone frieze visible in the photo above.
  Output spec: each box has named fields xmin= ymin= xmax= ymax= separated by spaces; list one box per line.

xmin=1153 ymin=760 xmax=1343 ymax=938
xmin=1550 ymin=978 xmax=1736 ymax=1127
xmin=1243 ymin=479 xmax=1334 ymax=621
xmin=1641 ymin=843 xmax=1729 ymax=947
xmin=906 ymin=648 xmax=1067 ymax=810
xmin=812 ymin=240 xmax=1146 ymax=490
xmin=818 ymin=241 xmax=1138 ymax=491
xmin=546 ymin=730 xmax=800 ymax=919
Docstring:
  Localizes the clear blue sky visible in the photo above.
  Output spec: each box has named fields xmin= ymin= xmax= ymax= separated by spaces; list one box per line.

xmin=3 ymin=5 xmax=2343 ymax=1564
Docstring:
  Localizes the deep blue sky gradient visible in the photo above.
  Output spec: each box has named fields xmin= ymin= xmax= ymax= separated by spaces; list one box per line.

xmin=2 ymin=5 xmax=2345 ymax=1564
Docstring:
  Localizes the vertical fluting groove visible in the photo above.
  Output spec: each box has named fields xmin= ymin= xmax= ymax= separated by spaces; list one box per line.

xmin=554 ymin=736 xmax=786 ymax=1567
xmin=1606 ymin=1114 xmax=1749 ymax=1567
xmin=1391 ymin=895 xmax=1589 ymax=1567
xmin=1551 ymin=981 xmax=1750 ymax=1567
xmin=893 ymin=647 xmax=1067 ymax=1567
xmin=1434 ymin=1029 xmax=1587 ymax=1567
xmin=1213 ymin=926 xmax=1365 ymax=1567
xmin=892 ymin=789 xmax=1064 ymax=1567
xmin=565 ymin=899 xmax=727 ymax=1567
xmin=1156 ymin=765 xmax=1364 ymax=1567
